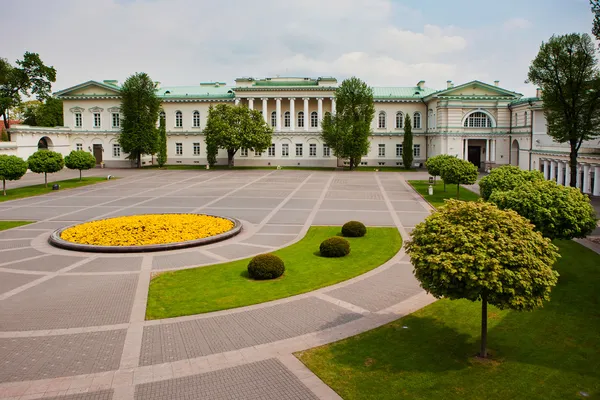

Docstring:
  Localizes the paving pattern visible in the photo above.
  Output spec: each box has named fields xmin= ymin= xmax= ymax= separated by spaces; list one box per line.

xmin=0 ymin=169 xmax=437 ymax=400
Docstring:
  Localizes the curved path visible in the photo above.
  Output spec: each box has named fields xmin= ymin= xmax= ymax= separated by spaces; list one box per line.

xmin=0 ymin=170 xmax=435 ymax=400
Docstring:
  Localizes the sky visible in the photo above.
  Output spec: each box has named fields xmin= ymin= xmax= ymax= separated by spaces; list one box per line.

xmin=3 ymin=0 xmax=597 ymax=97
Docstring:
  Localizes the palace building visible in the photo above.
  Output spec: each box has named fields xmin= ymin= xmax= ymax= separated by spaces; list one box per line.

xmin=2 ymin=76 xmax=599 ymax=196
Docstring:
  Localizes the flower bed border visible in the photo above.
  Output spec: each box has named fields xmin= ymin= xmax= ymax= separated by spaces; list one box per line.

xmin=48 ymin=213 xmax=242 ymax=253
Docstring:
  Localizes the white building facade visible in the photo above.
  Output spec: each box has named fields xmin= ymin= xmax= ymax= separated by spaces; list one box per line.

xmin=4 ymin=76 xmax=600 ymax=196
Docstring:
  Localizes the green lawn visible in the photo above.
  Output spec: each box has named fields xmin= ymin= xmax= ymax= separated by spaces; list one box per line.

xmin=297 ymin=239 xmax=600 ymax=400
xmin=0 ymin=221 xmax=33 ymax=231
xmin=146 ymin=226 xmax=402 ymax=319
xmin=0 ymin=177 xmax=109 ymax=203
xmin=408 ymin=179 xmax=480 ymax=208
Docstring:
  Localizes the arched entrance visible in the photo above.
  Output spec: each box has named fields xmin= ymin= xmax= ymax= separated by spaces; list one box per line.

xmin=511 ymin=139 xmax=519 ymax=166
xmin=37 ymin=136 xmax=53 ymax=150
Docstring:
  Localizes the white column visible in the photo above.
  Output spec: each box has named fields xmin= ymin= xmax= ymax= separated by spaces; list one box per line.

xmin=303 ymin=98 xmax=309 ymax=132
xmin=317 ymin=98 xmax=323 ymax=129
xmin=248 ymin=98 xmax=254 ymax=110
xmin=275 ymin=98 xmax=282 ymax=132
xmin=234 ymin=98 xmax=240 ymax=106
xmin=576 ymin=165 xmax=582 ymax=189
xmin=550 ymin=160 xmax=556 ymax=181
xmin=289 ymin=98 xmax=295 ymax=131
xmin=485 ymin=139 xmax=490 ymax=162
xmin=565 ymin=163 xmax=571 ymax=186
xmin=463 ymin=139 xmax=469 ymax=160
xmin=490 ymin=140 xmax=496 ymax=162
xmin=262 ymin=98 xmax=268 ymax=124
xmin=330 ymin=97 xmax=336 ymax=114
xmin=583 ymin=164 xmax=591 ymax=193
xmin=593 ymin=166 xmax=600 ymax=196
xmin=557 ymin=162 xmax=564 ymax=185
xmin=543 ymin=160 xmax=550 ymax=180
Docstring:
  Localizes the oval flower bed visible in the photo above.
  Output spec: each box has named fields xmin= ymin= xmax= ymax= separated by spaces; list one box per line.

xmin=50 ymin=214 xmax=240 ymax=253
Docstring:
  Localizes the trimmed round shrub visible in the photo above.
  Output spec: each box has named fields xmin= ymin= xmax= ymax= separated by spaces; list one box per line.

xmin=320 ymin=237 xmax=350 ymax=258
xmin=247 ymin=254 xmax=285 ymax=280
xmin=342 ymin=221 xmax=367 ymax=237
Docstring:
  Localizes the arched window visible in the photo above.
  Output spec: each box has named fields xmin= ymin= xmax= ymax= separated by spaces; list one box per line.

xmin=159 ymin=111 xmax=166 ymax=122
xmin=271 ymin=111 xmax=277 ymax=127
xmin=310 ymin=111 xmax=318 ymax=128
xmin=395 ymin=112 xmax=403 ymax=129
xmin=297 ymin=111 xmax=304 ymax=128
xmin=464 ymin=111 xmax=492 ymax=128
xmin=524 ymin=111 xmax=528 ymax=126
xmin=413 ymin=112 xmax=422 ymax=129
xmin=193 ymin=111 xmax=200 ymax=127
xmin=284 ymin=111 xmax=291 ymax=127
xmin=175 ymin=111 xmax=183 ymax=127
xmin=378 ymin=112 xmax=386 ymax=129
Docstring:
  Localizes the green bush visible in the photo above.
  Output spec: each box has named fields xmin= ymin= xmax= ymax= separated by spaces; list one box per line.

xmin=342 ymin=221 xmax=367 ymax=237
xmin=247 ymin=253 xmax=285 ymax=280
xmin=479 ymin=165 xmax=544 ymax=200
xmin=320 ymin=237 xmax=351 ymax=257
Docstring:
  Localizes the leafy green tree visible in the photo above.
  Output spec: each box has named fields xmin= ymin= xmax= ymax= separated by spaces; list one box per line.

xmin=119 ymin=73 xmax=161 ymax=167
xmin=156 ymin=115 xmax=168 ymax=168
xmin=27 ymin=150 xmax=64 ymax=187
xmin=321 ymin=77 xmax=375 ymax=170
xmin=479 ymin=165 xmax=544 ymax=200
xmin=204 ymin=104 xmax=272 ymax=167
xmin=19 ymin=98 xmax=63 ymax=127
xmin=527 ymin=33 xmax=600 ymax=187
xmin=0 ymin=155 xmax=28 ymax=195
xmin=64 ymin=150 xmax=96 ymax=181
xmin=489 ymin=179 xmax=597 ymax=240
xmin=406 ymin=200 xmax=560 ymax=358
xmin=402 ymin=114 xmax=414 ymax=169
xmin=439 ymin=157 xmax=478 ymax=199
xmin=425 ymin=154 xmax=455 ymax=191
xmin=0 ymin=52 xmax=57 ymax=140
xmin=592 ymin=1 xmax=600 ymax=42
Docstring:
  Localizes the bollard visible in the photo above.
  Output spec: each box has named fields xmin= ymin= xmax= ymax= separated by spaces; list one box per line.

xmin=428 ymin=185 xmax=433 ymax=196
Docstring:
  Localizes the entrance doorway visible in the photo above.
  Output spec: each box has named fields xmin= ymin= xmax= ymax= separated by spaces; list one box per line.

xmin=93 ymin=144 xmax=103 ymax=165
xmin=468 ymin=146 xmax=481 ymax=170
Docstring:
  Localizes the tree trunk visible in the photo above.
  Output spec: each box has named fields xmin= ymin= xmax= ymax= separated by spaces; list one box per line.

xmin=443 ymin=180 xmax=446 ymax=192
xmin=569 ymin=142 xmax=578 ymax=188
xmin=2 ymin=179 xmax=5 ymax=196
xmin=44 ymin=172 xmax=48 ymax=188
xmin=480 ymin=292 xmax=488 ymax=358
xmin=79 ymin=169 xmax=82 ymax=181
xmin=456 ymin=184 xmax=460 ymax=199
xmin=137 ymin=154 xmax=141 ymax=168
xmin=227 ymin=149 xmax=235 ymax=168
xmin=2 ymin=111 xmax=11 ymax=142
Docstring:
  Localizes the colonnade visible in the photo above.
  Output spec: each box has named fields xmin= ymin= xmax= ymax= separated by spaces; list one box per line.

xmin=541 ymin=159 xmax=600 ymax=196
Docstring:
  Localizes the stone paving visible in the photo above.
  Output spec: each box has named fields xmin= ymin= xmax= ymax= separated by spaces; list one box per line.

xmin=0 ymin=169 xmax=437 ymax=399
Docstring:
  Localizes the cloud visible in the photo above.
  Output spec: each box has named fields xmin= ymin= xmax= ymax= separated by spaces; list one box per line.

xmin=504 ymin=18 xmax=533 ymax=30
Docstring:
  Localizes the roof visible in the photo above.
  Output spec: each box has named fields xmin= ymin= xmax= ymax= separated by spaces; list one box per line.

xmin=510 ymin=97 xmax=540 ymax=106
xmin=373 ymin=86 xmax=437 ymax=100
xmin=427 ymin=80 xmax=522 ymax=99
xmin=158 ymin=85 xmax=234 ymax=99
xmin=54 ymin=80 xmax=121 ymax=97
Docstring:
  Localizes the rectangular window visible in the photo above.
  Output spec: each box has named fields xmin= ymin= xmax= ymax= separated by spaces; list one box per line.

xmin=176 ymin=142 xmax=183 ymax=156
xmin=112 ymin=113 xmax=120 ymax=128
xmin=295 ymin=143 xmax=303 ymax=157
xmin=323 ymin=144 xmax=330 ymax=157
xmin=76 ymin=143 xmax=83 ymax=151
xmin=93 ymin=113 xmax=101 ymax=128
xmin=75 ymin=113 xmax=82 ymax=128
xmin=240 ymin=148 xmax=248 ymax=157
xmin=309 ymin=143 xmax=316 ymax=157
xmin=282 ymin=143 xmax=289 ymax=157
xmin=396 ymin=144 xmax=403 ymax=157
xmin=413 ymin=144 xmax=421 ymax=158
xmin=255 ymin=150 xmax=262 ymax=157
xmin=193 ymin=142 xmax=200 ymax=156
xmin=378 ymin=143 xmax=385 ymax=157
xmin=112 ymin=143 xmax=121 ymax=158
xmin=268 ymin=143 xmax=275 ymax=157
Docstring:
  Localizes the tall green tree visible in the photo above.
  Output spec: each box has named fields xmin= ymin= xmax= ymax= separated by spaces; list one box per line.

xmin=27 ymin=150 xmax=64 ymax=187
xmin=20 ymin=98 xmax=63 ymax=127
xmin=321 ymin=77 xmax=374 ymax=170
xmin=119 ymin=73 xmax=161 ymax=168
xmin=402 ymin=114 xmax=414 ymax=169
xmin=0 ymin=52 xmax=56 ymax=140
xmin=439 ymin=157 xmax=478 ymax=199
xmin=591 ymin=1 xmax=600 ymax=41
xmin=0 ymin=155 xmax=28 ymax=195
xmin=156 ymin=114 xmax=168 ymax=167
xmin=64 ymin=150 xmax=96 ymax=181
xmin=204 ymin=104 xmax=272 ymax=167
xmin=406 ymin=200 xmax=559 ymax=358
xmin=527 ymin=33 xmax=600 ymax=187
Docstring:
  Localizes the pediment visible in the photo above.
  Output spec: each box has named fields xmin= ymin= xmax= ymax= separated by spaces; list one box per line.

xmin=436 ymin=81 xmax=521 ymax=98
xmin=55 ymin=81 xmax=121 ymax=97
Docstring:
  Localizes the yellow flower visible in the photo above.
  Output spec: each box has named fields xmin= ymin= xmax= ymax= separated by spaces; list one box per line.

xmin=60 ymin=214 xmax=234 ymax=246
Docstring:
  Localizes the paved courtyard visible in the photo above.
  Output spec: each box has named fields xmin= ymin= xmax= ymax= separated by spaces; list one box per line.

xmin=0 ymin=169 xmax=435 ymax=400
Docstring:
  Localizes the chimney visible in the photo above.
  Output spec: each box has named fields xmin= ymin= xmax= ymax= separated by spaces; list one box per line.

xmin=494 ymin=80 xmax=500 ymax=87
xmin=536 ymin=88 xmax=542 ymax=98
xmin=447 ymin=80 xmax=453 ymax=89
xmin=154 ymin=81 xmax=161 ymax=89
xmin=417 ymin=80 xmax=425 ymax=90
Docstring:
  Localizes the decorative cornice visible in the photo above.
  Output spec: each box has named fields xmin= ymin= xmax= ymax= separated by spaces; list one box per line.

xmin=161 ymin=98 xmax=234 ymax=103
xmin=89 ymin=106 xmax=104 ymax=113
xmin=234 ymin=87 xmax=335 ymax=92
xmin=69 ymin=107 xmax=85 ymax=113
xmin=108 ymin=107 xmax=121 ymax=113
xmin=60 ymin=95 xmax=120 ymax=100
xmin=374 ymin=99 xmax=423 ymax=103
